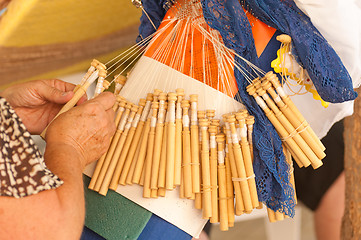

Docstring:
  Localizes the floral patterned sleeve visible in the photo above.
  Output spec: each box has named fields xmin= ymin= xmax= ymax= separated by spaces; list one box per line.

xmin=0 ymin=97 xmax=63 ymax=198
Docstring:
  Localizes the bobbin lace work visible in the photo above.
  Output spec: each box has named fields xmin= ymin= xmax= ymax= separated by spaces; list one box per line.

xmin=0 ymin=97 xmax=63 ymax=198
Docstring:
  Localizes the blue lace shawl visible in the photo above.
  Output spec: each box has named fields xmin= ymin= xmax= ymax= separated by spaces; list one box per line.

xmin=136 ymin=0 xmax=355 ymax=217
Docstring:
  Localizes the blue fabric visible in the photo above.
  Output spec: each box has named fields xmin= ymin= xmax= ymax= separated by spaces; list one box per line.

xmin=138 ymin=214 xmax=192 ymax=240
xmin=201 ymin=0 xmax=295 ymax=217
xmin=240 ymin=0 xmax=357 ymax=103
xmin=82 ymin=214 xmax=191 ymax=240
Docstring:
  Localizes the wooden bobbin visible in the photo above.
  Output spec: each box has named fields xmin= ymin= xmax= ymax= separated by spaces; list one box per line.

xmin=223 ymin=116 xmax=244 ymax=215
xmin=40 ymin=70 xmax=100 ymax=138
xmin=245 ymin=116 xmax=255 ymax=161
xmin=195 ymin=110 xmax=206 ymax=210
xmin=114 ymin=74 xmax=127 ymax=95
xmin=150 ymin=92 xmax=167 ymax=190
xmin=110 ymin=103 xmax=140 ymax=189
xmin=181 ymin=100 xmax=193 ymax=199
xmin=143 ymin=101 xmax=159 ymax=198
xmin=190 ymin=94 xmax=201 ymax=194
xmin=199 ymin=118 xmax=212 ymax=219
xmin=236 ymin=113 xmax=259 ymax=209
xmin=246 ymin=84 xmax=311 ymax=168
xmin=130 ymin=94 xmax=153 ymax=184
xmin=265 ymin=72 xmax=325 ymax=152
xmin=209 ymin=124 xmax=219 ymax=223
xmin=118 ymin=99 xmax=147 ymax=185
xmin=255 ymin=86 xmax=322 ymax=169
xmin=158 ymin=102 xmax=169 ymax=189
xmin=216 ymin=133 xmax=229 ymax=231
xmin=94 ymin=67 xmax=107 ymax=97
xmin=101 ymin=80 xmax=111 ymax=93
xmin=92 ymin=99 xmax=127 ymax=192
xmin=227 ymin=115 xmax=253 ymax=213
xmin=75 ymin=59 xmax=100 ymax=92
xmin=89 ymin=95 xmax=123 ymax=190
xmin=224 ymin=131 xmax=235 ymax=226
xmin=174 ymin=88 xmax=184 ymax=186
xmin=98 ymin=102 xmax=133 ymax=195
xmin=267 ymin=208 xmax=277 ymax=223
xmin=261 ymin=79 xmax=326 ymax=162
xmin=276 ymin=34 xmax=292 ymax=44
xmin=166 ymin=92 xmax=177 ymax=190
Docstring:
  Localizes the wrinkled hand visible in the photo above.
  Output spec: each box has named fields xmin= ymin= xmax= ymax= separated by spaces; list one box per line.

xmin=0 ymin=79 xmax=87 ymax=134
xmin=45 ymin=92 xmax=116 ymax=167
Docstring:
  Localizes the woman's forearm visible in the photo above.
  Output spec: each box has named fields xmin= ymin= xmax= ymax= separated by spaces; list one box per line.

xmin=0 ymin=144 xmax=86 ymax=240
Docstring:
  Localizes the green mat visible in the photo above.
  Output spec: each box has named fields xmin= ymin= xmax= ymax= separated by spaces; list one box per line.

xmin=83 ymin=175 xmax=152 ymax=240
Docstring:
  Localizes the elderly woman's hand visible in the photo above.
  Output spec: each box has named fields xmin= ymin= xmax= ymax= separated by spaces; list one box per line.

xmin=0 ymin=79 xmax=86 ymax=134
xmin=45 ymin=92 xmax=116 ymax=167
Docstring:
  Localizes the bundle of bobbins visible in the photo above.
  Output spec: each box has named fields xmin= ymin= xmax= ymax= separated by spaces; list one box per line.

xmin=40 ymin=58 xmax=325 ymax=231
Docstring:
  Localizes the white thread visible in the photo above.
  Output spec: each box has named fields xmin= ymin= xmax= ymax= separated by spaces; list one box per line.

xmin=114 ymin=83 xmax=124 ymax=95
xmin=191 ymin=102 xmax=198 ymax=123
xmin=262 ymin=93 xmax=270 ymax=101
xmin=240 ymin=126 xmax=247 ymax=138
xmin=151 ymin=116 xmax=157 ymax=127
xmin=132 ymin=114 xmax=141 ymax=128
xmin=210 ymin=136 xmax=216 ymax=149
xmin=231 ymin=133 xmax=238 ymax=144
xmin=218 ymin=150 xmax=225 ymax=164
xmin=118 ymin=116 xmax=128 ymax=131
xmin=274 ymin=95 xmax=281 ymax=103
xmin=232 ymin=174 xmax=255 ymax=182
xmin=117 ymin=107 xmax=125 ymax=115
xmin=87 ymin=70 xmax=99 ymax=84
xmin=276 ymin=86 xmax=287 ymax=97
xmin=176 ymin=102 xmax=182 ymax=119
xmin=140 ymin=102 xmax=151 ymax=122
xmin=236 ymin=127 xmax=241 ymax=142
xmin=255 ymin=96 xmax=267 ymax=109
xmin=183 ymin=115 xmax=190 ymax=127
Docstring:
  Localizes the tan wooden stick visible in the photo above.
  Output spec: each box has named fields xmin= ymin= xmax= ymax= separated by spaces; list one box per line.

xmin=98 ymin=103 xmax=133 ymax=195
xmin=118 ymin=99 xmax=146 ymax=185
xmin=158 ymin=107 xmax=169 ymax=189
xmin=261 ymin=79 xmax=326 ymax=161
xmin=181 ymin=100 xmax=193 ymax=198
xmin=195 ymin=111 xmax=206 ymax=210
xmin=246 ymin=116 xmax=255 ymax=161
xmin=216 ymin=134 xmax=229 ymax=231
xmin=93 ymin=99 xmax=127 ymax=191
xmin=236 ymin=113 xmax=259 ymax=209
xmin=150 ymin=92 xmax=167 ymax=190
xmin=265 ymin=72 xmax=325 ymax=151
xmin=174 ymin=89 xmax=184 ymax=186
xmin=88 ymin=95 xmax=123 ymax=190
xmin=246 ymin=84 xmax=311 ymax=168
xmin=255 ymin=86 xmax=323 ymax=169
xmin=94 ymin=65 xmax=107 ymax=97
xmin=209 ymin=124 xmax=219 ymax=223
xmin=227 ymin=115 xmax=253 ymax=213
xmin=267 ymin=208 xmax=277 ymax=223
xmin=126 ymin=130 xmax=144 ymax=185
xmin=109 ymin=104 xmax=139 ymax=190
xmin=166 ymin=92 xmax=177 ymax=190
xmin=224 ymin=118 xmax=244 ymax=215
xmin=224 ymin=133 xmax=235 ymax=227
xmin=199 ymin=118 xmax=212 ymax=219
xmin=190 ymin=95 xmax=201 ymax=194
xmin=132 ymin=108 xmax=153 ymax=184
xmin=143 ymin=101 xmax=159 ymax=198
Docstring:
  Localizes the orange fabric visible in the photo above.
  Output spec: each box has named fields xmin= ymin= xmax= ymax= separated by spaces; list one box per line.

xmin=144 ymin=2 xmax=276 ymax=97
